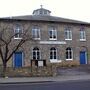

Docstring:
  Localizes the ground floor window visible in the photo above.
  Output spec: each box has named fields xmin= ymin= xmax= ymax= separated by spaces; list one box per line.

xmin=32 ymin=47 xmax=40 ymax=60
xmin=50 ymin=47 xmax=57 ymax=60
xmin=66 ymin=47 xmax=73 ymax=60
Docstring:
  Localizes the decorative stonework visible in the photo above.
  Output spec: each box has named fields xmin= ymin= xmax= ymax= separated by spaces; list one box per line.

xmin=40 ymin=41 xmax=66 ymax=44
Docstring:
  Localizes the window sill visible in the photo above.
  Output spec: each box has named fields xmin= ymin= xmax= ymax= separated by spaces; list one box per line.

xmin=49 ymin=38 xmax=57 ymax=40
xmin=66 ymin=59 xmax=73 ymax=61
xmin=34 ymin=38 xmax=41 ymax=40
xmin=50 ymin=59 xmax=62 ymax=63
xmin=14 ymin=38 xmax=22 ymax=39
xmin=80 ymin=39 xmax=86 ymax=41
xmin=65 ymin=39 xmax=72 ymax=41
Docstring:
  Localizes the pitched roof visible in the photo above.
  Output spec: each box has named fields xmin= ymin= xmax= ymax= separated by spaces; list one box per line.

xmin=1 ymin=15 xmax=89 ymax=25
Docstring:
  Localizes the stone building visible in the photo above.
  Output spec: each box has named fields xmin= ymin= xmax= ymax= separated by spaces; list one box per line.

xmin=0 ymin=6 xmax=90 ymax=68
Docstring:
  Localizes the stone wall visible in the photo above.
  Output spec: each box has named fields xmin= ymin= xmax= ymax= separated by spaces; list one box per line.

xmin=0 ymin=64 xmax=57 ymax=77
xmin=0 ymin=61 xmax=80 ymax=77
xmin=0 ymin=20 xmax=90 ymax=68
xmin=56 ymin=60 xmax=80 ymax=67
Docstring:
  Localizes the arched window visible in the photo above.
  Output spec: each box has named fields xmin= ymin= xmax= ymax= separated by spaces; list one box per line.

xmin=50 ymin=47 xmax=57 ymax=60
xmin=33 ymin=47 xmax=40 ymax=60
xmin=66 ymin=47 xmax=73 ymax=60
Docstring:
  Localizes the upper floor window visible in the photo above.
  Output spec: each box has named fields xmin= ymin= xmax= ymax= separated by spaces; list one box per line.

xmin=32 ymin=47 xmax=41 ymax=60
xmin=66 ymin=47 xmax=73 ymax=60
xmin=50 ymin=47 xmax=57 ymax=60
xmin=49 ymin=27 xmax=57 ymax=40
xmin=14 ymin=24 xmax=23 ymax=39
xmin=39 ymin=10 xmax=43 ymax=15
xmin=32 ymin=26 xmax=40 ymax=40
xmin=80 ymin=27 xmax=86 ymax=41
xmin=65 ymin=27 xmax=72 ymax=40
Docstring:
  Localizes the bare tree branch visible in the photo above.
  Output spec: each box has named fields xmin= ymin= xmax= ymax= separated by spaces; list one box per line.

xmin=0 ymin=21 xmax=34 ymax=75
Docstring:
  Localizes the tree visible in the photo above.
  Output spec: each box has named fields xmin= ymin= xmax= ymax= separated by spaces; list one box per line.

xmin=0 ymin=21 xmax=33 ymax=76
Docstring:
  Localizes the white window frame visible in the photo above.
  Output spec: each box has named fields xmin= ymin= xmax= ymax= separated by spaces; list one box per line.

xmin=49 ymin=27 xmax=57 ymax=40
xmin=32 ymin=26 xmax=41 ymax=40
xmin=80 ymin=30 xmax=86 ymax=41
xmin=14 ymin=25 xmax=23 ymax=39
xmin=49 ymin=30 xmax=57 ymax=40
xmin=32 ymin=48 xmax=41 ymax=60
xmin=85 ymin=52 xmax=87 ymax=64
xmin=50 ymin=48 xmax=57 ymax=60
xmin=66 ymin=48 xmax=73 ymax=61
xmin=65 ymin=29 xmax=72 ymax=40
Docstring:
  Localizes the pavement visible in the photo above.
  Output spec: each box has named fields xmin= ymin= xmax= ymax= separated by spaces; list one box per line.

xmin=0 ymin=74 xmax=90 ymax=84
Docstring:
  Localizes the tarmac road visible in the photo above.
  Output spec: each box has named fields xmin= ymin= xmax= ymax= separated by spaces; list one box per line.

xmin=0 ymin=80 xmax=90 ymax=90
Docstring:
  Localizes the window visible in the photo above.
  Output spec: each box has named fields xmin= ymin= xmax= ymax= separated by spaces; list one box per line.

xmin=32 ymin=47 xmax=40 ymax=60
xmin=65 ymin=27 xmax=72 ymax=40
xmin=66 ymin=47 xmax=73 ymax=60
xmin=49 ymin=27 xmax=57 ymax=40
xmin=50 ymin=47 xmax=57 ymax=60
xmin=32 ymin=26 xmax=40 ymax=40
xmin=14 ymin=24 xmax=23 ymax=39
xmin=44 ymin=11 xmax=47 ymax=14
xmin=39 ymin=10 xmax=43 ymax=15
xmin=80 ymin=27 xmax=86 ymax=41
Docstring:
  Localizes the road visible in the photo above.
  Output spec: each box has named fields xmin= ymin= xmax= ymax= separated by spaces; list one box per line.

xmin=0 ymin=80 xmax=90 ymax=90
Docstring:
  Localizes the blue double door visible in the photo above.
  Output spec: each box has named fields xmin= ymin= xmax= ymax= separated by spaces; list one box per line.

xmin=80 ymin=51 xmax=87 ymax=64
xmin=14 ymin=52 xmax=23 ymax=68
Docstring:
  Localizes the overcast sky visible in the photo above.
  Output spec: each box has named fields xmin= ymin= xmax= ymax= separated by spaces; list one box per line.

xmin=0 ymin=0 xmax=90 ymax=22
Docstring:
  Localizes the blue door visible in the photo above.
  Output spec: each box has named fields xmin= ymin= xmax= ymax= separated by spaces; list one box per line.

xmin=14 ymin=52 xmax=23 ymax=68
xmin=80 ymin=51 xmax=87 ymax=64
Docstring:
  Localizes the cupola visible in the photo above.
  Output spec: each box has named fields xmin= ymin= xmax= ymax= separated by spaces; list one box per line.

xmin=32 ymin=5 xmax=51 ymax=16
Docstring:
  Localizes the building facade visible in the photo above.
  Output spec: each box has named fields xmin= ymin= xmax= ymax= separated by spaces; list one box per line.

xmin=0 ymin=7 xmax=90 ymax=68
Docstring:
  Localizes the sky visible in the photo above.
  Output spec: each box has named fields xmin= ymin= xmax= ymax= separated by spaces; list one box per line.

xmin=0 ymin=0 xmax=90 ymax=23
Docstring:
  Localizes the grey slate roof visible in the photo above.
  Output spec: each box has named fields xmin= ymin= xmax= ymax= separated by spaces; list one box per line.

xmin=1 ymin=15 xmax=89 ymax=25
